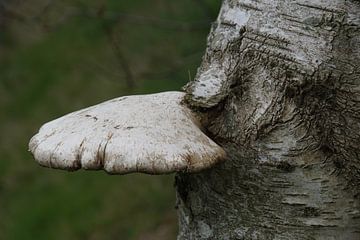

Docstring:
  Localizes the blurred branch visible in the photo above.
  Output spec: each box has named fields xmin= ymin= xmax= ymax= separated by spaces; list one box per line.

xmin=105 ymin=28 xmax=136 ymax=90
xmin=0 ymin=1 xmax=26 ymax=23
xmin=81 ymin=2 xmax=212 ymax=31
xmin=52 ymin=4 xmax=212 ymax=31
xmin=98 ymin=5 xmax=135 ymax=90
xmin=0 ymin=1 xmax=212 ymax=32
xmin=141 ymin=51 xmax=204 ymax=79
xmin=0 ymin=0 xmax=54 ymax=23
xmin=101 ymin=11 xmax=211 ymax=31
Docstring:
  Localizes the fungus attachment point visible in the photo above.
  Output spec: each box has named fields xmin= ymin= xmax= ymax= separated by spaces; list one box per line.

xmin=29 ymin=91 xmax=225 ymax=174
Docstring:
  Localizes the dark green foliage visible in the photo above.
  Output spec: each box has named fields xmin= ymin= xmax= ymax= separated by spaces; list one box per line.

xmin=0 ymin=0 xmax=221 ymax=239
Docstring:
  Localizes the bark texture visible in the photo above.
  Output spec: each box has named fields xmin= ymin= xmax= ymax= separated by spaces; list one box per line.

xmin=176 ymin=0 xmax=360 ymax=239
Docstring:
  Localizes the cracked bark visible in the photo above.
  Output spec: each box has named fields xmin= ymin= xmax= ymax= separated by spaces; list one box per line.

xmin=176 ymin=0 xmax=360 ymax=239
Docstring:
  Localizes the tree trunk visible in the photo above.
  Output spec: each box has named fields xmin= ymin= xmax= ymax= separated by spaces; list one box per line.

xmin=176 ymin=0 xmax=360 ymax=239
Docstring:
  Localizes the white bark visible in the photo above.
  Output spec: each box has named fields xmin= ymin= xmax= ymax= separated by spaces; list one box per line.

xmin=177 ymin=0 xmax=360 ymax=239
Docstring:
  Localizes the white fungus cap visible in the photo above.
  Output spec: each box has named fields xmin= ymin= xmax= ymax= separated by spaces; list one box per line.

xmin=29 ymin=91 xmax=225 ymax=174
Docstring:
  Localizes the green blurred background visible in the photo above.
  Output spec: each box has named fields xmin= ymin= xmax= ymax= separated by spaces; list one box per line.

xmin=0 ymin=0 xmax=220 ymax=239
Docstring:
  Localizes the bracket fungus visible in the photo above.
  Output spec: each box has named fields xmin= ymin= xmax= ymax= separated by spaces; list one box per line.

xmin=29 ymin=91 xmax=225 ymax=174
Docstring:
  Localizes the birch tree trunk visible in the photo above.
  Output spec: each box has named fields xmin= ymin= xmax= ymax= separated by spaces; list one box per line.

xmin=176 ymin=0 xmax=360 ymax=239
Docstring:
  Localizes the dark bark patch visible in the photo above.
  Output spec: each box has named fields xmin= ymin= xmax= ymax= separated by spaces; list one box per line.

xmin=175 ymin=174 xmax=191 ymax=203
xmin=319 ymin=144 xmax=335 ymax=157
xmin=302 ymin=206 xmax=321 ymax=217
xmin=276 ymin=161 xmax=296 ymax=172
xmin=333 ymin=156 xmax=345 ymax=169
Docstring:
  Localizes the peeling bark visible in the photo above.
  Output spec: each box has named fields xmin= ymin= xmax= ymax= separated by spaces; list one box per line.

xmin=177 ymin=0 xmax=360 ymax=239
